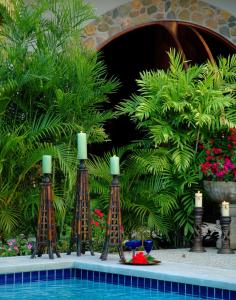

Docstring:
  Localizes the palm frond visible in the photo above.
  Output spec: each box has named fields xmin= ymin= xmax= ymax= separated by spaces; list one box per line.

xmin=0 ymin=203 xmax=20 ymax=234
xmin=170 ymin=146 xmax=194 ymax=172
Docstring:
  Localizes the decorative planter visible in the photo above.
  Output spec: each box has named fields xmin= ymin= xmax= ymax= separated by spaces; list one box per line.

xmin=203 ymin=181 xmax=236 ymax=204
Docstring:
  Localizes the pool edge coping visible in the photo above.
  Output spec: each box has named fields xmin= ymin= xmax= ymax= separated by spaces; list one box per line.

xmin=0 ymin=253 xmax=235 ymax=291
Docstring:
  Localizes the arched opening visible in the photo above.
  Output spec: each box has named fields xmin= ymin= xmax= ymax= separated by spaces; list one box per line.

xmin=92 ymin=22 xmax=236 ymax=153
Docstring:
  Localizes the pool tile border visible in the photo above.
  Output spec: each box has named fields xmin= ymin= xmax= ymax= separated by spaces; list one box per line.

xmin=0 ymin=268 xmax=235 ymax=300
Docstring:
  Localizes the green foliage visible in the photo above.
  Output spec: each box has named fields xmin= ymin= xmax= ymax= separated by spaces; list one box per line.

xmin=0 ymin=0 xmax=119 ymax=239
xmin=117 ymin=50 xmax=236 ymax=241
xmin=88 ymin=147 xmax=176 ymax=241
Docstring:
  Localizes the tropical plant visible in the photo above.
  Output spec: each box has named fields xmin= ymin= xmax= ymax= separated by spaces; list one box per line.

xmin=0 ymin=0 xmax=119 ymax=239
xmin=0 ymin=118 xmax=77 ymax=239
xmin=117 ymin=50 xmax=236 ymax=241
xmin=88 ymin=147 xmax=176 ymax=242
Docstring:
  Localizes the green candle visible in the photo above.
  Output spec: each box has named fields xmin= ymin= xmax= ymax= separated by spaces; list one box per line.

xmin=77 ymin=132 xmax=87 ymax=159
xmin=110 ymin=155 xmax=120 ymax=175
xmin=42 ymin=155 xmax=52 ymax=174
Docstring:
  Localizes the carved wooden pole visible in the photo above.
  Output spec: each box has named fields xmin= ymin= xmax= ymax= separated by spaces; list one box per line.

xmin=190 ymin=207 xmax=206 ymax=253
xmin=67 ymin=159 xmax=94 ymax=256
xmin=100 ymin=174 xmax=125 ymax=261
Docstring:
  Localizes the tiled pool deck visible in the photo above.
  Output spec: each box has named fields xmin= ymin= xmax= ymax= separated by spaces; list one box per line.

xmin=0 ymin=248 xmax=235 ymax=292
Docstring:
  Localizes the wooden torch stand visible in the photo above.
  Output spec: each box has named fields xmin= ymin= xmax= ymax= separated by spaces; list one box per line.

xmin=190 ymin=207 xmax=206 ymax=253
xmin=100 ymin=175 xmax=125 ymax=261
xmin=67 ymin=160 xmax=94 ymax=256
xmin=218 ymin=216 xmax=234 ymax=254
xmin=31 ymin=174 xmax=60 ymax=259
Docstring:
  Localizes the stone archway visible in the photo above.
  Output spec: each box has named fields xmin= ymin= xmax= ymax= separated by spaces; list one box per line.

xmin=82 ymin=0 xmax=236 ymax=50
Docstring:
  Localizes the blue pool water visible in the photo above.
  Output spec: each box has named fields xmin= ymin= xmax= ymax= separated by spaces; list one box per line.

xmin=0 ymin=278 xmax=199 ymax=300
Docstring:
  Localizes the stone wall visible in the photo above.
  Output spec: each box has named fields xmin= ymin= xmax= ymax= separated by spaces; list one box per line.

xmin=82 ymin=0 xmax=236 ymax=50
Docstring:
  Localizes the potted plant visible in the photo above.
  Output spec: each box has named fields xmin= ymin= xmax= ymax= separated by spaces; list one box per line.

xmin=117 ymin=50 xmax=236 ymax=242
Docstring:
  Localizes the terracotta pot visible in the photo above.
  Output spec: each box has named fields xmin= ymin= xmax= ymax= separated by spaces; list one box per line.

xmin=203 ymin=181 xmax=236 ymax=204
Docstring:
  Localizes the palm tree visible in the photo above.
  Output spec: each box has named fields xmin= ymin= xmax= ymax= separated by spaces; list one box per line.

xmin=88 ymin=147 xmax=176 ymax=241
xmin=0 ymin=113 xmax=76 ymax=238
xmin=117 ymin=50 xmax=236 ymax=242
xmin=0 ymin=0 xmax=119 ymax=239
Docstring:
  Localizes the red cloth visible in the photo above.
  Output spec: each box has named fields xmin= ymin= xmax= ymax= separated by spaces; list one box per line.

xmin=132 ymin=252 xmax=148 ymax=264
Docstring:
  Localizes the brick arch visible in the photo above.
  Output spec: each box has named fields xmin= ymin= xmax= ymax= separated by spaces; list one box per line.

xmin=82 ymin=0 xmax=236 ymax=50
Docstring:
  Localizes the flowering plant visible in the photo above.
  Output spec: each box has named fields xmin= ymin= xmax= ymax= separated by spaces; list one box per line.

xmin=0 ymin=235 xmax=33 ymax=257
xmin=199 ymin=128 xmax=236 ymax=181
xmin=91 ymin=209 xmax=106 ymax=251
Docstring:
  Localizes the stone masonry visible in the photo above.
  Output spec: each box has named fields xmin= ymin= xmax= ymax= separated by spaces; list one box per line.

xmin=82 ymin=0 xmax=236 ymax=50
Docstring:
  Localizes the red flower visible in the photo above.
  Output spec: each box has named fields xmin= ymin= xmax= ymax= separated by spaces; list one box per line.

xmin=200 ymin=162 xmax=212 ymax=174
xmin=212 ymin=147 xmax=222 ymax=154
xmin=216 ymin=171 xmax=225 ymax=178
xmin=94 ymin=209 xmax=104 ymax=218
xmin=206 ymin=155 xmax=214 ymax=161
xmin=91 ymin=220 xmax=99 ymax=226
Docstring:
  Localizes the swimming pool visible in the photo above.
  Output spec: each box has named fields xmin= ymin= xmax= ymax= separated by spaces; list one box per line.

xmin=0 ymin=268 xmax=235 ymax=300
xmin=0 ymin=278 xmax=198 ymax=300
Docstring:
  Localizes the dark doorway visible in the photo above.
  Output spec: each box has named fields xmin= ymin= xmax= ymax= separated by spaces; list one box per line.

xmin=94 ymin=22 xmax=236 ymax=153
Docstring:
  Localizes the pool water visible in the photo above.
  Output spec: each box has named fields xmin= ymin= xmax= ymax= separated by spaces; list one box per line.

xmin=0 ymin=278 xmax=200 ymax=299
